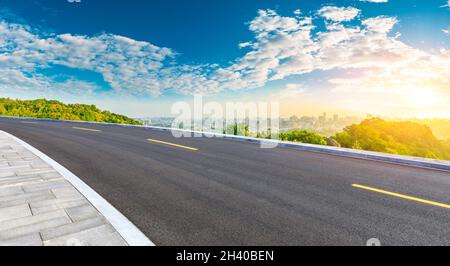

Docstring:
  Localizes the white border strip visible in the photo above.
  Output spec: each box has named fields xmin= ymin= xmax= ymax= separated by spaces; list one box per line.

xmin=1 ymin=130 xmax=155 ymax=246
xmin=3 ymin=116 xmax=450 ymax=172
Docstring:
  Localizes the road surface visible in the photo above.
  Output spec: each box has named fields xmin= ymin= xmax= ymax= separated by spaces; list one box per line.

xmin=1 ymin=116 xmax=450 ymax=246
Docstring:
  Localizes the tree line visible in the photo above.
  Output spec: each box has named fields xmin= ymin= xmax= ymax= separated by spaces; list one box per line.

xmin=0 ymin=98 xmax=142 ymax=125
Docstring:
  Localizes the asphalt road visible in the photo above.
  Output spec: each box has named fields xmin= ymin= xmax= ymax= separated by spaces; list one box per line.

xmin=1 ymin=116 xmax=450 ymax=246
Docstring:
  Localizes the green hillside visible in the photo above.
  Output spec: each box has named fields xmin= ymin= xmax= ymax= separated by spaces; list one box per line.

xmin=0 ymin=98 xmax=142 ymax=125
xmin=333 ymin=118 xmax=450 ymax=160
xmin=406 ymin=118 xmax=450 ymax=140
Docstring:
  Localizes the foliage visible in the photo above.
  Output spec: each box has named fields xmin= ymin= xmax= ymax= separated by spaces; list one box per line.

xmin=407 ymin=118 xmax=450 ymax=140
xmin=333 ymin=118 xmax=450 ymax=160
xmin=225 ymin=123 xmax=251 ymax=137
xmin=279 ymin=130 xmax=328 ymax=145
xmin=0 ymin=98 xmax=142 ymax=125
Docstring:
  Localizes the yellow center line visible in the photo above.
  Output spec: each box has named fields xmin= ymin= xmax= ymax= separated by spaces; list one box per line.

xmin=72 ymin=127 xmax=102 ymax=132
xmin=147 ymin=138 xmax=198 ymax=151
xmin=352 ymin=184 xmax=450 ymax=210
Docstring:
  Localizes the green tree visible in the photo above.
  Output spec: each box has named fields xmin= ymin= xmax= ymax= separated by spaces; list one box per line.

xmin=279 ymin=130 xmax=328 ymax=145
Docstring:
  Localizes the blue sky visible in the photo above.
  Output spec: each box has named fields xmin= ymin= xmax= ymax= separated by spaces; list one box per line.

xmin=0 ymin=0 xmax=449 ymax=118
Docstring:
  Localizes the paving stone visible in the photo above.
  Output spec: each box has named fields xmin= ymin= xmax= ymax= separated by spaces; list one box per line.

xmin=30 ymin=164 xmax=53 ymax=170
xmin=0 ymin=204 xmax=31 ymax=222
xmin=39 ymin=172 xmax=63 ymax=180
xmin=2 ymin=173 xmax=41 ymax=179
xmin=6 ymin=159 xmax=35 ymax=163
xmin=0 ymin=186 xmax=24 ymax=197
xmin=0 ymin=190 xmax=53 ymax=203
xmin=22 ymin=180 xmax=72 ymax=193
xmin=30 ymin=196 xmax=87 ymax=209
xmin=0 ymin=165 xmax=33 ymax=172
xmin=43 ymin=224 xmax=127 ymax=246
xmin=0 ymin=145 xmax=12 ymax=150
xmin=66 ymin=204 xmax=100 ymax=222
xmin=15 ymin=169 xmax=56 ymax=176
xmin=2 ymin=152 xmax=19 ymax=156
xmin=0 ymin=233 xmax=42 ymax=246
xmin=0 ymin=191 xmax=55 ymax=208
xmin=0 ymin=174 xmax=42 ymax=182
xmin=0 ymin=171 xmax=15 ymax=178
xmin=0 ymin=216 xmax=71 ymax=240
xmin=41 ymin=216 xmax=106 ymax=241
xmin=19 ymin=152 xmax=35 ymax=157
xmin=0 ymin=177 xmax=45 ymax=189
xmin=0 ymin=209 xmax=68 ymax=232
xmin=2 ymin=155 xmax=21 ymax=160
xmin=8 ymin=161 xmax=32 ymax=166
xmin=51 ymin=187 xmax=82 ymax=198
xmin=31 ymin=198 xmax=88 ymax=215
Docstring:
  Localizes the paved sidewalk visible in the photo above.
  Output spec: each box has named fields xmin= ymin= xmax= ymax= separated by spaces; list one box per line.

xmin=0 ymin=131 xmax=128 ymax=246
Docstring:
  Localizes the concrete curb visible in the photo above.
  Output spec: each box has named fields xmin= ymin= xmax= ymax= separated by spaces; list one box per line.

xmin=1 ymin=129 xmax=155 ymax=246
xmin=3 ymin=116 xmax=450 ymax=172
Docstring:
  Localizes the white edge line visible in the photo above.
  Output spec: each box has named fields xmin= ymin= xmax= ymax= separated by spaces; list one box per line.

xmin=1 ymin=130 xmax=155 ymax=247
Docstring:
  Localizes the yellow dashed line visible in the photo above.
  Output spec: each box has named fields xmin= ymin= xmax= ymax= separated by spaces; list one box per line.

xmin=353 ymin=184 xmax=450 ymax=210
xmin=72 ymin=127 xmax=102 ymax=132
xmin=147 ymin=138 xmax=198 ymax=151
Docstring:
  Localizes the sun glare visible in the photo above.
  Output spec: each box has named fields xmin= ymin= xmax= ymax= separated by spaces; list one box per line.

xmin=408 ymin=88 xmax=437 ymax=107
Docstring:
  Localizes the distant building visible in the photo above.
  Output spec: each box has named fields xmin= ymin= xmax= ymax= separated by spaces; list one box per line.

xmin=319 ymin=112 xmax=327 ymax=123
xmin=333 ymin=114 xmax=339 ymax=122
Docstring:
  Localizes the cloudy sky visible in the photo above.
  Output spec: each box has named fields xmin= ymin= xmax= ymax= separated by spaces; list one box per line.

xmin=0 ymin=0 xmax=449 ymax=118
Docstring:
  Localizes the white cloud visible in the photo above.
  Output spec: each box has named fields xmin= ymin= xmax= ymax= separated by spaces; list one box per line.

xmin=440 ymin=1 xmax=450 ymax=9
xmin=249 ymin=9 xmax=301 ymax=33
xmin=0 ymin=20 xmax=177 ymax=96
xmin=443 ymin=26 xmax=450 ymax=35
xmin=0 ymin=69 xmax=99 ymax=97
xmin=272 ymin=84 xmax=306 ymax=99
xmin=57 ymin=79 xmax=101 ymax=95
xmin=318 ymin=6 xmax=360 ymax=22
xmin=362 ymin=16 xmax=398 ymax=33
